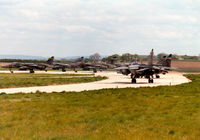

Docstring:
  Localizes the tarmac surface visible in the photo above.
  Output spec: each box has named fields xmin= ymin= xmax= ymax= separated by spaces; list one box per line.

xmin=0 ymin=71 xmax=191 ymax=94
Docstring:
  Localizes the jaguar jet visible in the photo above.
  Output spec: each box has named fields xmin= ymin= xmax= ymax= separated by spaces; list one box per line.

xmin=69 ymin=57 xmax=108 ymax=73
xmin=115 ymin=49 xmax=173 ymax=83
xmin=2 ymin=61 xmax=50 ymax=73
xmin=46 ymin=56 xmax=70 ymax=72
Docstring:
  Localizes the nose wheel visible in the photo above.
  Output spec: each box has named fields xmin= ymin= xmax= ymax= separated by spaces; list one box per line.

xmin=93 ymin=69 xmax=97 ymax=73
xmin=148 ymin=78 xmax=154 ymax=83
xmin=30 ymin=69 xmax=35 ymax=73
xmin=156 ymin=75 xmax=160 ymax=78
xmin=131 ymin=78 xmax=136 ymax=83
xmin=62 ymin=68 xmax=66 ymax=72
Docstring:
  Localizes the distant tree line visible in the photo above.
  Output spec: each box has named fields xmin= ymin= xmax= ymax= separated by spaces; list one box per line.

xmin=0 ymin=53 xmax=199 ymax=63
xmin=102 ymin=53 xmax=143 ymax=63
xmin=0 ymin=59 xmax=71 ymax=63
xmin=0 ymin=59 xmax=46 ymax=63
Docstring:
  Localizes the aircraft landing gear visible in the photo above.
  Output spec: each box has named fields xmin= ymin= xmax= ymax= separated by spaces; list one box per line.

xmin=131 ymin=74 xmax=137 ymax=84
xmin=148 ymin=78 xmax=154 ymax=83
xmin=93 ymin=69 xmax=97 ymax=73
xmin=30 ymin=69 xmax=35 ymax=73
xmin=131 ymin=78 xmax=136 ymax=83
xmin=72 ymin=68 xmax=77 ymax=73
xmin=62 ymin=68 xmax=66 ymax=72
xmin=156 ymin=75 xmax=160 ymax=78
xmin=9 ymin=69 xmax=13 ymax=73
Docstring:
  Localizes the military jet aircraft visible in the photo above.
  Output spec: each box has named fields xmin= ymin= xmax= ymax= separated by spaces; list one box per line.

xmin=152 ymin=54 xmax=173 ymax=78
xmin=47 ymin=56 xmax=106 ymax=73
xmin=46 ymin=56 xmax=93 ymax=72
xmin=2 ymin=56 xmax=107 ymax=73
xmin=69 ymin=57 xmax=108 ymax=73
xmin=46 ymin=56 xmax=70 ymax=72
xmin=115 ymin=49 xmax=173 ymax=83
xmin=2 ymin=61 xmax=50 ymax=73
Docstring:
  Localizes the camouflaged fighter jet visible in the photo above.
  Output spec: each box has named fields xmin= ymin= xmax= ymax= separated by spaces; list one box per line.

xmin=69 ymin=57 xmax=108 ymax=73
xmin=46 ymin=56 xmax=70 ymax=72
xmin=46 ymin=56 xmax=94 ymax=72
xmin=1 ymin=60 xmax=51 ymax=73
xmin=46 ymin=56 xmax=103 ymax=73
xmin=115 ymin=49 xmax=173 ymax=83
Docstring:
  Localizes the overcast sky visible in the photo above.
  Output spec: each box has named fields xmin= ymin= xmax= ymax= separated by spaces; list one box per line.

xmin=0 ymin=0 xmax=200 ymax=57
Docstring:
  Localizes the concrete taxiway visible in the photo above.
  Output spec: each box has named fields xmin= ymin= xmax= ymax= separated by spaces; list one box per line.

xmin=0 ymin=71 xmax=191 ymax=94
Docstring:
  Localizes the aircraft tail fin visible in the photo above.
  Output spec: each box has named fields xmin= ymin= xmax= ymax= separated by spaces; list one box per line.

xmin=157 ymin=55 xmax=167 ymax=65
xmin=47 ymin=56 xmax=54 ymax=65
xmin=131 ymin=57 xmax=138 ymax=64
xmin=164 ymin=54 xmax=172 ymax=67
xmin=75 ymin=57 xmax=84 ymax=63
xmin=157 ymin=54 xmax=172 ymax=67
xmin=110 ymin=57 xmax=117 ymax=65
xmin=80 ymin=57 xmax=84 ymax=62
xmin=148 ymin=49 xmax=154 ymax=66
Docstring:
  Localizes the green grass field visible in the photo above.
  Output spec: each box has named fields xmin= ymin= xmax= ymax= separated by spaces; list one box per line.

xmin=0 ymin=67 xmax=94 ymax=72
xmin=0 ymin=73 xmax=106 ymax=88
xmin=0 ymin=74 xmax=200 ymax=139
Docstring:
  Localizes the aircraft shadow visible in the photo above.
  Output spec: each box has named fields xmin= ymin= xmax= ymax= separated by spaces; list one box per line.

xmin=112 ymin=82 xmax=149 ymax=85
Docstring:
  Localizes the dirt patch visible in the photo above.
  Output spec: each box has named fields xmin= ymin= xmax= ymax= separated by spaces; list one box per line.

xmin=172 ymin=61 xmax=200 ymax=69
xmin=0 ymin=63 xmax=11 ymax=66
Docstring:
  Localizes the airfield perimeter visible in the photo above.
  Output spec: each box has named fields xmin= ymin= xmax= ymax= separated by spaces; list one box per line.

xmin=0 ymin=71 xmax=190 ymax=94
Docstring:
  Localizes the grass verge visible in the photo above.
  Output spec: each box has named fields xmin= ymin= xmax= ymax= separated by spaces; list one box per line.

xmin=0 ymin=74 xmax=200 ymax=139
xmin=0 ymin=73 xmax=106 ymax=88
xmin=175 ymin=69 xmax=200 ymax=73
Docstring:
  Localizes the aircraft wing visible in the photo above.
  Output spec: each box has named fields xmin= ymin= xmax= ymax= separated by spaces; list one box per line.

xmin=87 ymin=66 xmax=95 ymax=69
xmin=136 ymin=68 xmax=149 ymax=72
xmin=54 ymin=63 xmax=70 ymax=68
xmin=115 ymin=66 xmax=129 ymax=70
xmin=24 ymin=63 xmax=38 ymax=67
xmin=152 ymin=66 xmax=161 ymax=70
xmin=19 ymin=66 xmax=29 ymax=70
xmin=39 ymin=63 xmax=51 ymax=67
xmin=129 ymin=65 xmax=139 ymax=70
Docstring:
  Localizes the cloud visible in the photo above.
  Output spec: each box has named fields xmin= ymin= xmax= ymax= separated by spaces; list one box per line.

xmin=0 ymin=0 xmax=199 ymax=56
xmin=63 ymin=25 xmax=96 ymax=32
